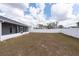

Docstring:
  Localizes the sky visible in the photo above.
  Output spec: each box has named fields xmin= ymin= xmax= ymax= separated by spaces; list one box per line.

xmin=24 ymin=3 xmax=79 ymax=26
xmin=24 ymin=3 xmax=79 ymax=20
xmin=24 ymin=3 xmax=53 ymax=20
xmin=0 ymin=3 xmax=79 ymax=27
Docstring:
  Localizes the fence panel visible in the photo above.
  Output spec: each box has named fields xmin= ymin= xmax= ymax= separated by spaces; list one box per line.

xmin=31 ymin=28 xmax=79 ymax=38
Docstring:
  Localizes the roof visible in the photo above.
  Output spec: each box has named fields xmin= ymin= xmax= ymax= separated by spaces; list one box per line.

xmin=0 ymin=15 xmax=27 ymax=26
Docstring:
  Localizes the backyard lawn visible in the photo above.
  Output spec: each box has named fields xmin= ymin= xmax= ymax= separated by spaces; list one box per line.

xmin=0 ymin=33 xmax=79 ymax=56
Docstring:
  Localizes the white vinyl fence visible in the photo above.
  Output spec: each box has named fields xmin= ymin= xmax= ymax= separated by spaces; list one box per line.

xmin=30 ymin=29 xmax=61 ymax=33
xmin=61 ymin=28 xmax=79 ymax=38
xmin=31 ymin=28 xmax=79 ymax=39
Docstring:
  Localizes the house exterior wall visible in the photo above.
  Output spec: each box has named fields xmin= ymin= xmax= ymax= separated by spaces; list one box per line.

xmin=0 ymin=16 xmax=29 ymax=41
xmin=2 ymin=22 xmax=28 ymax=35
xmin=2 ymin=22 xmax=17 ymax=35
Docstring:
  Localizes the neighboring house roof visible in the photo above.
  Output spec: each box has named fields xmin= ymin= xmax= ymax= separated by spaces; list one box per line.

xmin=0 ymin=15 xmax=27 ymax=26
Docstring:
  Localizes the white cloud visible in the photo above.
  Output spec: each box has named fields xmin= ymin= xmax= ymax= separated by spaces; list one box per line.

xmin=24 ymin=3 xmax=29 ymax=8
xmin=12 ymin=8 xmax=24 ymax=16
xmin=36 ymin=3 xmax=46 ymax=24
xmin=0 ymin=4 xmax=12 ymax=15
xmin=29 ymin=7 xmax=38 ymax=17
xmin=29 ymin=3 xmax=45 ymax=17
xmin=51 ymin=3 xmax=74 ymax=20
xmin=3 ymin=3 xmax=28 ymax=10
xmin=1 ymin=3 xmax=78 ymax=27
xmin=58 ymin=18 xmax=78 ymax=27
xmin=0 ymin=4 xmax=25 ymax=16
xmin=51 ymin=3 xmax=79 ymax=27
xmin=28 ymin=3 xmax=46 ymax=25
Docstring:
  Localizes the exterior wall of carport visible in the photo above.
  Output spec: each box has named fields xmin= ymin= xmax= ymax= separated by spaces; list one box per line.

xmin=2 ymin=22 xmax=28 ymax=35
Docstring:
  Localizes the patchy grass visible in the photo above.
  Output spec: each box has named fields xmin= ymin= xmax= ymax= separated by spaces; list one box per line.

xmin=0 ymin=33 xmax=79 ymax=56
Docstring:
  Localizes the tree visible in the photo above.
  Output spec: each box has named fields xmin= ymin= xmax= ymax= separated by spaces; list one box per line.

xmin=47 ymin=22 xmax=56 ymax=29
xmin=37 ymin=24 xmax=46 ymax=29
xmin=55 ymin=21 xmax=58 ymax=28
xmin=77 ymin=22 xmax=79 ymax=28
xmin=58 ymin=25 xmax=64 ymax=28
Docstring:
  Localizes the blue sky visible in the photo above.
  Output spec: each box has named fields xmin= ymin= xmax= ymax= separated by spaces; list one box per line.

xmin=24 ymin=3 xmax=52 ymax=20
xmin=72 ymin=4 xmax=79 ymax=15
xmin=24 ymin=3 xmax=79 ymax=20
xmin=44 ymin=3 xmax=52 ymax=19
xmin=0 ymin=3 xmax=78 ymax=27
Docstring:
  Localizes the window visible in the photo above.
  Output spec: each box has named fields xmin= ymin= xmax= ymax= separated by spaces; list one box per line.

xmin=20 ymin=27 xmax=23 ymax=33
xmin=10 ymin=27 xmax=12 ymax=33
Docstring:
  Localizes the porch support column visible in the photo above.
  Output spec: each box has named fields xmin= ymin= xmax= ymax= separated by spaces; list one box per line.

xmin=17 ymin=25 xmax=19 ymax=33
xmin=0 ymin=21 xmax=2 ymax=40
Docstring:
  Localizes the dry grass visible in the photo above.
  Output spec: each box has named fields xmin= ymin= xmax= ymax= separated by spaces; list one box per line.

xmin=0 ymin=33 xmax=79 ymax=56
